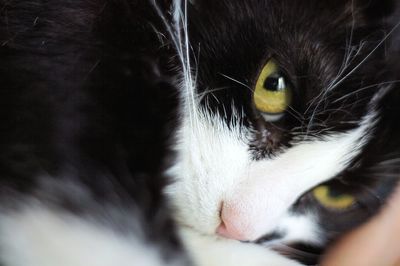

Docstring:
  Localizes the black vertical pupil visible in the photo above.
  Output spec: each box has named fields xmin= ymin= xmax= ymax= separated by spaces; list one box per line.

xmin=263 ymin=73 xmax=283 ymax=91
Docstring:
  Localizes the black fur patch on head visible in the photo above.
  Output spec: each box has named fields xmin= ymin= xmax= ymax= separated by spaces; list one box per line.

xmin=0 ymin=0 xmax=187 ymax=263
xmin=187 ymin=0 xmax=395 ymax=153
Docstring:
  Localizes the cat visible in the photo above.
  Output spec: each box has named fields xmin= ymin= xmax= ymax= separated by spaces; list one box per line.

xmin=164 ymin=0 xmax=400 ymax=264
xmin=0 ymin=0 xmax=399 ymax=265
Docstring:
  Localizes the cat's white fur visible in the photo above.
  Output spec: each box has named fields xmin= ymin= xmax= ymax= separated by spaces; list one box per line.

xmin=276 ymin=212 xmax=320 ymax=244
xmin=0 ymin=205 xmax=302 ymax=266
xmin=0 ymin=206 xmax=183 ymax=266
xmin=167 ymin=109 xmax=376 ymax=242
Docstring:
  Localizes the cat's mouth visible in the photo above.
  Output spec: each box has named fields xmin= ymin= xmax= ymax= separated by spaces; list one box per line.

xmin=216 ymin=220 xmax=323 ymax=265
xmin=265 ymin=241 xmax=323 ymax=265
xmin=251 ymin=227 xmax=323 ymax=265
xmin=254 ymin=232 xmax=284 ymax=243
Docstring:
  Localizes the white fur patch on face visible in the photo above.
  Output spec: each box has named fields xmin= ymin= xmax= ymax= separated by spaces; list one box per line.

xmin=167 ymin=106 xmax=376 ymax=241
xmin=274 ymin=212 xmax=321 ymax=245
xmin=0 ymin=206 xmax=182 ymax=266
xmin=166 ymin=110 xmax=251 ymax=234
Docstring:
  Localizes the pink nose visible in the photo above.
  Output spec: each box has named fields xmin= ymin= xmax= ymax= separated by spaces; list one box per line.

xmin=216 ymin=202 xmax=252 ymax=241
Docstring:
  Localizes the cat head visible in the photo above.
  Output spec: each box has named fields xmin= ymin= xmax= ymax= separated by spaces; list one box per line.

xmin=164 ymin=0 xmax=400 ymax=261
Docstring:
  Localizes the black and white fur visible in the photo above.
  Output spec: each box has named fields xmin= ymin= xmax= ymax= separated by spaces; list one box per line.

xmin=0 ymin=0 xmax=399 ymax=265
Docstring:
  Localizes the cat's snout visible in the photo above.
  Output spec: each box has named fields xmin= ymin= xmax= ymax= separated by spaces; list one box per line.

xmin=216 ymin=188 xmax=287 ymax=242
xmin=216 ymin=202 xmax=252 ymax=241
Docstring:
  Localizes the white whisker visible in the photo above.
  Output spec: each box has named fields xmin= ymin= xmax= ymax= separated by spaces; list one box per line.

xmin=152 ymin=0 xmax=200 ymax=132
xmin=219 ymin=73 xmax=253 ymax=91
xmin=333 ymin=80 xmax=400 ymax=103
xmin=329 ymin=20 xmax=400 ymax=92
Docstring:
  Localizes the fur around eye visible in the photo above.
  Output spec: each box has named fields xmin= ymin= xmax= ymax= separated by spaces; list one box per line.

xmin=312 ymin=185 xmax=355 ymax=210
xmin=253 ymin=60 xmax=291 ymax=119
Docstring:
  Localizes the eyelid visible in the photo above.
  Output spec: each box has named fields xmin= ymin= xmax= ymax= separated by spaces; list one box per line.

xmin=312 ymin=185 xmax=355 ymax=210
xmin=261 ymin=112 xmax=285 ymax=122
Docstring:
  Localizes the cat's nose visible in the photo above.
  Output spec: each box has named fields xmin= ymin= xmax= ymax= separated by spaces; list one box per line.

xmin=216 ymin=202 xmax=251 ymax=241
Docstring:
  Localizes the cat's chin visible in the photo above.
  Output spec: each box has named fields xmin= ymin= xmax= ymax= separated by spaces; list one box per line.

xmin=178 ymin=226 xmax=303 ymax=266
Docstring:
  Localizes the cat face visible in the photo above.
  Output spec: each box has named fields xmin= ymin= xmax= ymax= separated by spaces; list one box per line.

xmin=165 ymin=0 xmax=400 ymax=259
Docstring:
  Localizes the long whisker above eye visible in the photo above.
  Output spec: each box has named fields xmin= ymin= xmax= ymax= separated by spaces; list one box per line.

xmin=195 ymin=86 xmax=231 ymax=101
xmin=304 ymin=42 xmax=365 ymax=136
xmin=328 ymin=21 xmax=400 ymax=93
xmin=305 ymin=20 xmax=400 ymax=136
xmin=218 ymin=73 xmax=254 ymax=92
xmin=319 ymin=107 xmax=355 ymax=117
xmin=305 ymin=42 xmax=365 ymax=114
xmin=332 ymin=80 xmax=400 ymax=103
xmin=371 ymin=157 xmax=400 ymax=167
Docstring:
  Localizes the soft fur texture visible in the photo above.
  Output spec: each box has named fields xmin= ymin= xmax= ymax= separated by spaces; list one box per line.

xmin=0 ymin=0 xmax=399 ymax=265
xmin=167 ymin=0 xmax=400 ymax=264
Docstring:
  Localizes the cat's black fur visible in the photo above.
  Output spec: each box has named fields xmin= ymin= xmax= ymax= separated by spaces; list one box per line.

xmin=0 ymin=0 xmax=187 ymax=264
xmin=0 ymin=0 xmax=399 ymax=265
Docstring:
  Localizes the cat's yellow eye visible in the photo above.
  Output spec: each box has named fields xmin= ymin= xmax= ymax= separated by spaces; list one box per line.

xmin=253 ymin=60 xmax=291 ymax=116
xmin=312 ymin=185 xmax=355 ymax=210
